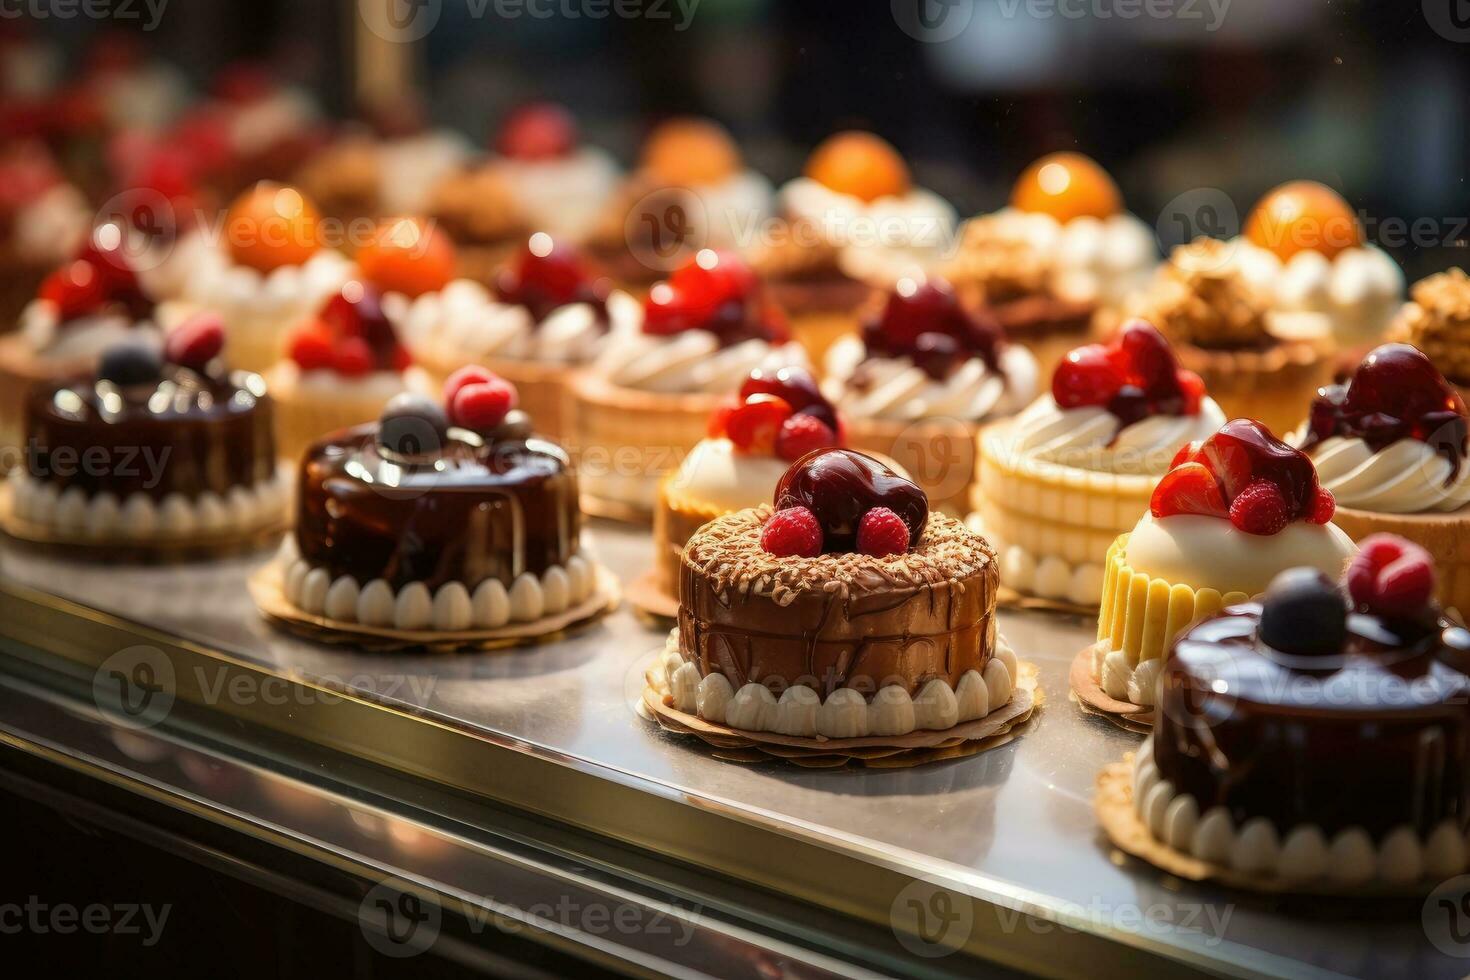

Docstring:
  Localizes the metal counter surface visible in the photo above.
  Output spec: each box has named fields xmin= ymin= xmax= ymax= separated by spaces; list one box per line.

xmin=0 ymin=521 xmax=1457 ymax=980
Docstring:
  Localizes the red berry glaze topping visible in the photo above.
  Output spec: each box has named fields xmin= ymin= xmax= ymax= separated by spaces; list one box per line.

xmin=450 ymin=377 xmax=517 ymax=431
xmin=861 ymin=277 xmax=1003 ymax=380
xmin=709 ymin=367 xmax=844 ymax=460
xmin=856 ymin=507 xmax=910 ymax=557
xmin=1150 ymin=419 xmax=1325 ymax=535
xmin=495 ymin=102 xmax=577 ymax=161
xmin=1302 ymin=343 xmax=1469 ymax=479
xmin=164 ymin=312 xmax=225 ymax=371
xmin=1054 ymin=320 xmax=1200 ymax=427
xmin=724 ymin=394 xmax=791 ymax=455
xmin=775 ymin=448 xmax=927 ymax=553
xmin=289 ymin=282 xmax=410 ymax=375
xmin=1346 ymin=534 xmax=1437 ymax=620
xmin=774 ymin=413 xmax=839 ymax=461
xmin=39 ymin=226 xmax=152 ymax=323
xmin=760 ymin=506 xmax=824 ymax=558
xmin=494 ymin=233 xmax=609 ymax=324
xmin=643 ymin=250 xmax=789 ymax=347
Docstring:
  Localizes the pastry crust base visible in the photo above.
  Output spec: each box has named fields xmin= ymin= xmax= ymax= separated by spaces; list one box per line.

xmin=1096 ymin=757 xmax=1441 ymax=897
xmin=1070 ymin=646 xmax=1154 ymax=733
xmin=640 ymin=658 xmax=1039 ymax=768
xmin=1177 ymin=338 xmax=1332 ymax=439
xmin=248 ymin=560 xmax=621 ymax=652
xmin=1330 ymin=504 xmax=1470 ymax=619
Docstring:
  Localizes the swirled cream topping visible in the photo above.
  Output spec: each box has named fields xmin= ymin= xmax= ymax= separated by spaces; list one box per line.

xmin=665 ymin=437 xmax=793 ymax=511
xmin=389 ymin=279 xmax=609 ymax=365
xmin=1126 ymin=512 xmax=1356 ymax=596
xmin=494 ymin=146 xmax=620 ymax=243
xmin=960 ymin=207 xmax=1157 ymax=306
xmin=1231 ymin=238 xmax=1404 ymax=345
xmin=823 ymin=335 xmax=1038 ymax=423
xmin=1296 ymin=434 xmax=1470 ymax=514
xmin=19 ymin=303 xmax=149 ymax=363
xmin=1006 ymin=394 xmax=1226 ymax=475
xmin=183 ymin=247 xmax=355 ymax=322
xmin=779 ymin=176 xmax=957 ymax=287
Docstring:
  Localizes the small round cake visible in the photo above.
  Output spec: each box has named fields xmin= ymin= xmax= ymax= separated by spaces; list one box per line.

xmin=7 ymin=316 xmax=285 ymax=547
xmin=277 ymin=367 xmax=598 ymax=632
xmin=1134 ymin=539 xmax=1470 ymax=885
xmin=653 ymin=449 xmax=1019 ymax=739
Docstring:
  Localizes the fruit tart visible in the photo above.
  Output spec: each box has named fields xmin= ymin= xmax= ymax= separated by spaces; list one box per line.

xmin=944 ymin=152 xmax=1156 ymax=381
xmin=755 ymin=131 xmax=954 ymax=365
xmin=822 ymin=276 xmax=1038 ymax=513
xmin=1231 ymin=181 xmax=1403 ymax=347
xmin=974 ymin=320 xmax=1225 ymax=607
xmin=647 ymin=449 xmax=1025 ymax=745
xmin=570 ymin=249 xmax=807 ymax=520
xmin=5 ymin=318 xmax=285 ymax=550
xmin=1110 ymin=237 xmax=1332 ymax=437
xmin=490 ymin=102 xmax=620 ymax=244
xmin=650 ymin=366 xmax=846 ymax=606
xmin=0 ymin=141 xmax=90 ymax=325
xmin=0 ymin=227 xmax=159 ymax=455
xmin=1093 ymin=419 xmax=1355 ymax=707
xmin=1123 ymin=541 xmax=1470 ymax=886
xmin=1388 ymin=268 xmax=1470 ymax=404
xmin=1294 ymin=343 xmax=1470 ymax=615
xmin=268 ymin=278 xmax=433 ymax=463
xmin=269 ymin=369 xmax=604 ymax=637
xmin=585 ymin=117 xmax=772 ymax=293
xmin=394 ymin=229 xmax=613 ymax=441
xmin=178 ymin=182 xmax=354 ymax=373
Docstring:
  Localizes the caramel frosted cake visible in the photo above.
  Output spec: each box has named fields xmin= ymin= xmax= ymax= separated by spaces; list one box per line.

xmin=1112 ymin=237 xmax=1332 ymax=437
xmin=650 ymin=449 xmax=1019 ymax=738
xmin=1095 ymin=419 xmax=1355 ymax=706
xmin=973 ymin=320 xmax=1225 ymax=606
xmin=1294 ymin=343 xmax=1470 ymax=614
xmin=7 ymin=317 xmax=285 ymax=546
xmin=1131 ymin=541 xmax=1470 ymax=884
xmin=275 ymin=368 xmax=598 ymax=632
xmin=945 ymin=152 xmax=1156 ymax=380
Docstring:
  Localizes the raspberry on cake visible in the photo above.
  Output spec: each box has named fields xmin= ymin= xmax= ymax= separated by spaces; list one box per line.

xmin=649 ymin=448 xmax=1022 ymax=741
xmin=6 ymin=322 xmax=285 ymax=548
xmin=271 ymin=370 xmax=601 ymax=635
xmin=1091 ymin=419 xmax=1355 ymax=709
xmin=972 ymin=320 xmax=1225 ymax=607
xmin=1293 ymin=342 xmax=1470 ymax=614
xmin=1124 ymin=541 xmax=1470 ymax=885
xmin=822 ymin=274 xmax=1039 ymax=512
xmin=490 ymin=102 xmax=620 ymax=244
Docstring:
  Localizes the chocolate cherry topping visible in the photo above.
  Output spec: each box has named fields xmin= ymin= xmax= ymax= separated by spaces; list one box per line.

xmin=860 ymin=277 xmax=1003 ymax=380
xmin=1302 ymin=343 xmax=1469 ymax=479
xmin=774 ymin=448 xmax=927 ymax=552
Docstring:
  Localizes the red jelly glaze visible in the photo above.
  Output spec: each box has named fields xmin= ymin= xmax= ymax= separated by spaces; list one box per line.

xmin=495 ymin=102 xmax=577 ymax=161
xmin=1053 ymin=320 xmax=1195 ymax=428
xmin=309 ymin=283 xmax=409 ymax=373
xmin=494 ymin=236 xmax=610 ymax=324
xmin=1152 ymin=419 xmax=1322 ymax=528
xmin=642 ymin=251 xmax=788 ymax=347
xmin=738 ymin=365 xmax=840 ymax=435
xmin=1302 ymin=343 xmax=1469 ymax=480
xmin=774 ymin=448 xmax=927 ymax=553
xmin=860 ymin=278 xmax=1003 ymax=380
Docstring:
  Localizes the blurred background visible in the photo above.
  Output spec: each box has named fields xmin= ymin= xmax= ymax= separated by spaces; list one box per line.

xmin=0 ymin=0 xmax=1465 ymax=278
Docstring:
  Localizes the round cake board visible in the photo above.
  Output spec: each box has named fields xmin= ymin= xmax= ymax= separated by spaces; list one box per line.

xmin=640 ymin=661 xmax=1040 ymax=769
xmin=1096 ymin=758 xmax=1437 ymax=898
xmin=0 ymin=485 xmax=287 ymax=563
xmin=625 ymin=569 xmax=679 ymax=624
xmin=995 ymin=584 xmax=1096 ymax=618
xmin=1070 ymin=645 xmax=1155 ymax=733
xmin=248 ymin=561 xmax=621 ymax=653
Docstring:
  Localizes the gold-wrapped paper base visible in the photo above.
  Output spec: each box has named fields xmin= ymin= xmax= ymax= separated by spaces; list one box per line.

xmin=625 ymin=569 xmax=679 ymax=623
xmin=0 ymin=485 xmax=286 ymax=563
xmin=1070 ymin=646 xmax=1154 ymax=734
xmin=640 ymin=660 xmax=1040 ymax=769
xmin=248 ymin=562 xmax=621 ymax=653
xmin=1096 ymin=758 xmax=1439 ymax=897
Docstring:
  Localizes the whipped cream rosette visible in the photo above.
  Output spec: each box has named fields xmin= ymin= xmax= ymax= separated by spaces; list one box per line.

xmin=973 ymin=321 xmax=1225 ymax=607
xmin=489 ymin=103 xmax=620 ymax=243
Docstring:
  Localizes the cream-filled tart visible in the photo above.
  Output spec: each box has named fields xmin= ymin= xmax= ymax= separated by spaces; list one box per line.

xmin=1127 ymin=541 xmax=1470 ymax=885
xmin=823 ymin=276 xmax=1038 ymax=513
xmin=945 ymin=152 xmax=1156 ymax=380
xmin=571 ymin=249 xmax=807 ymax=519
xmin=650 ymin=448 xmax=1020 ymax=740
xmin=1095 ymin=419 xmax=1355 ymax=707
xmin=490 ymin=102 xmax=620 ymax=244
xmin=1294 ymin=342 xmax=1470 ymax=614
xmin=974 ymin=320 xmax=1225 ymax=607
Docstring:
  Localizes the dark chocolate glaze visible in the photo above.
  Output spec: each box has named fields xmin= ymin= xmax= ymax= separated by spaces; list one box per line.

xmin=294 ymin=417 xmax=581 ymax=591
xmin=1156 ymin=602 xmax=1470 ymax=838
xmin=24 ymin=366 xmax=276 ymax=499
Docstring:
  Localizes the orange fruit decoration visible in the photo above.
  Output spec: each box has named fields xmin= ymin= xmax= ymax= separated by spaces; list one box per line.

xmin=1011 ymin=152 xmax=1121 ymax=223
xmin=1244 ymin=180 xmax=1362 ymax=263
xmin=642 ymin=117 xmax=741 ymax=187
xmin=356 ymin=217 xmax=456 ymax=298
xmin=804 ymin=131 xmax=911 ymax=203
xmin=225 ymin=182 xmax=322 ymax=272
